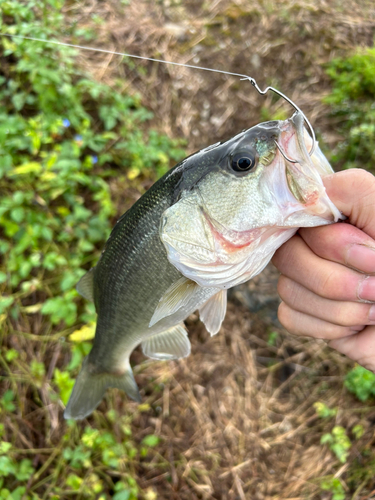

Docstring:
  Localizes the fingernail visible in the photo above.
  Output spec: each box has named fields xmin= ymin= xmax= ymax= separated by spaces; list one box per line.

xmin=346 ymin=244 xmax=375 ymax=274
xmin=369 ymin=305 xmax=375 ymax=322
xmin=358 ymin=276 xmax=375 ymax=302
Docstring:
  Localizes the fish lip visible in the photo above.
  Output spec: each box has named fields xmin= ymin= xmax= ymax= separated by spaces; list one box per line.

xmin=277 ymin=112 xmax=341 ymax=223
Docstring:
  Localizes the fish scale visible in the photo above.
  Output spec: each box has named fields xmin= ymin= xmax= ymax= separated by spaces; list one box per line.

xmin=91 ymin=166 xmax=185 ymax=363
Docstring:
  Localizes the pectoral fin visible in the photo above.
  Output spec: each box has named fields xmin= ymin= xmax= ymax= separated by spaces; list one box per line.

xmin=142 ymin=324 xmax=191 ymax=360
xmin=199 ymin=289 xmax=227 ymax=336
xmin=76 ymin=268 xmax=95 ymax=302
xmin=149 ymin=276 xmax=200 ymax=327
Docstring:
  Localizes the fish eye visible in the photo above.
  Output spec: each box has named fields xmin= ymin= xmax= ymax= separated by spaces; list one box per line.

xmin=230 ymin=151 xmax=258 ymax=173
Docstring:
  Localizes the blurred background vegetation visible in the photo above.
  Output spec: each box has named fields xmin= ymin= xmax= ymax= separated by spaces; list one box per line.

xmin=0 ymin=0 xmax=375 ymax=499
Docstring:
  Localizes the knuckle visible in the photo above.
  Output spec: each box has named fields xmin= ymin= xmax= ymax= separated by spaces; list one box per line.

xmin=321 ymin=322 xmax=339 ymax=339
xmin=349 ymin=305 xmax=370 ymax=327
xmin=353 ymin=169 xmax=375 ymax=191
xmin=314 ymin=269 xmax=339 ymax=298
xmin=356 ymin=355 xmax=375 ymax=372
xmin=335 ymin=304 xmax=363 ymax=327
xmin=352 ymin=170 xmax=375 ymax=207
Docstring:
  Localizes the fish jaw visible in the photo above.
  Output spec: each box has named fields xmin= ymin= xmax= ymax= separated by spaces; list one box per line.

xmin=274 ymin=112 xmax=343 ymax=225
xmin=160 ymin=113 xmax=343 ymax=290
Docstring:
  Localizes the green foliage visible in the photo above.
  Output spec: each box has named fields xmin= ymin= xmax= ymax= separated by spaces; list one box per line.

xmin=267 ymin=330 xmax=278 ymax=346
xmin=321 ymin=426 xmax=351 ymax=463
xmin=0 ymin=441 xmax=35 ymax=484
xmin=0 ymin=0 xmax=185 ymax=497
xmin=0 ymin=391 xmax=16 ymax=413
xmin=0 ymin=0 xmax=185 ymax=329
xmin=320 ymin=476 xmax=346 ymax=500
xmin=314 ymin=401 xmax=337 ymax=419
xmin=142 ymin=434 xmax=160 ymax=447
xmin=0 ymin=408 xmax=148 ymax=498
xmin=325 ymin=47 xmax=375 ymax=172
xmin=352 ymin=424 xmax=364 ymax=440
xmin=344 ymin=365 xmax=375 ymax=402
xmin=61 ymin=421 xmax=140 ymax=498
xmin=53 ymin=369 xmax=75 ymax=405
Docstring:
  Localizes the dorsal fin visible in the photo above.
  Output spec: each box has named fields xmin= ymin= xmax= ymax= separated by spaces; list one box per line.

xmin=76 ymin=268 xmax=95 ymax=302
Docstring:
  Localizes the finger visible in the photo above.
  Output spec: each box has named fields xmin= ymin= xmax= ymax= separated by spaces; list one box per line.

xmin=329 ymin=326 xmax=375 ymax=372
xmin=272 ymin=234 xmax=375 ymax=302
xmin=278 ymin=275 xmax=375 ymax=327
xmin=323 ymin=169 xmax=375 ymax=240
xmin=299 ymin=222 xmax=375 ymax=275
xmin=278 ymin=302 xmax=364 ymax=340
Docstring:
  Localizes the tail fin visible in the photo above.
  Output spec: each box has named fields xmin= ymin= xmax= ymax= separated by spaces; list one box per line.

xmin=64 ymin=357 xmax=141 ymax=420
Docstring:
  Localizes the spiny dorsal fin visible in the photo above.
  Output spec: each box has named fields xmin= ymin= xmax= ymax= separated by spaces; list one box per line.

xmin=142 ymin=324 xmax=190 ymax=360
xmin=149 ymin=276 xmax=200 ymax=327
xmin=199 ymin=289 xmax=227 ymax=336
xmin=76 ymin=268 xmax=95 ymax=302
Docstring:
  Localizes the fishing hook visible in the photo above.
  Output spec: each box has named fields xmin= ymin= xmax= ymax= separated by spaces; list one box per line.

xmin=242 ymin=77 xmax=316 ymax=163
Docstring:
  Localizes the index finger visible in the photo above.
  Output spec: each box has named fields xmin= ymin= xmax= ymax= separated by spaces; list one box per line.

xmin=299 ymin=223 xmax=375 ymax=275
xmin=324 ymin=169 xmax=375 ymax=239
xmin=299 ymin=169 xmax=375 ymax=275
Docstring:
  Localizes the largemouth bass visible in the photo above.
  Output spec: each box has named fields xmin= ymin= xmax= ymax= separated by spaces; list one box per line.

xmin=64 ymin=112 xmax=341 ymax=420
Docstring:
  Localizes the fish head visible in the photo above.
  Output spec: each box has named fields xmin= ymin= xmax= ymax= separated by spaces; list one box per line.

xmin=160 ymin=112 xmax=342 ymax=289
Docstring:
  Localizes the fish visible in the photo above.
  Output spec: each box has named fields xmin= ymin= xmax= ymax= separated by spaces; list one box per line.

xmin=64 ymin=111 xmax=342 ymax=420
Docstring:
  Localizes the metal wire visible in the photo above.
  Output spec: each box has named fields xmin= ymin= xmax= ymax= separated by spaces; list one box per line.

xmin=0 ymin=33 xmax=316 ymax=161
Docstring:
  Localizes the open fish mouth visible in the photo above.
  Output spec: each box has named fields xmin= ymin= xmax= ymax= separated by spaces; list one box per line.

xmin=160 ymin=112 xmax=343 ymax=290
xmin=277 ymin=112 xmax=342 ymax=223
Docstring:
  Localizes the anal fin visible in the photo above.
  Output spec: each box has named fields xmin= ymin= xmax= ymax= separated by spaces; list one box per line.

xmin=76 ymin=268 xmax=95 ymax=302
xmin=199 ymin=289 xmax=227 ymax=336
xmin=142 ymin=324 xmax=190 ymax=360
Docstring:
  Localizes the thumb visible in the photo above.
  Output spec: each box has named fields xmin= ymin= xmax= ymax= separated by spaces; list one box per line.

xmin=323 ymin=169 xmax=375 ymax=240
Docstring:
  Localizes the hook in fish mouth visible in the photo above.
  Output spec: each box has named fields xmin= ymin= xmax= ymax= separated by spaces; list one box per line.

xmin=244 ymin=78 xmax=317 ymax=161
xmin=274 ymin=138 xmax=298 ymax=164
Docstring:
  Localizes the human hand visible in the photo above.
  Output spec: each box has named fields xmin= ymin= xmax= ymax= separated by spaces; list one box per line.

xmin=272 ymin=169 xmax=375 ymax=371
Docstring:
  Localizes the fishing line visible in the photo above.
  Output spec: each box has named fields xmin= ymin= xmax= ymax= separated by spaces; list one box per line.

xmin=0 ymin=32 xmax=316 ymax=162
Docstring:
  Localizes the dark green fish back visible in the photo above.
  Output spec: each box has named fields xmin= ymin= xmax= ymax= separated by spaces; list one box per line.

xmin=90 ymin=163 xmax=187 ymax=368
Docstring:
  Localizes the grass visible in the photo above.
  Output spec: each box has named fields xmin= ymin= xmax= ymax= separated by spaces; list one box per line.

xmin=1 ymin=0 xmax=375 ymax=498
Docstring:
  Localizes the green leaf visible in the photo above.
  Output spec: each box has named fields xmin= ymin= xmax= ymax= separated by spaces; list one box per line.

xmin=0 ymin=442 xmax=11 ymax=455
xmin=12 ymin=162 xmax=42 ymax=175
xmin=345 ymin=365 xmax=375 ymax=401
xmin=15 ymin=459 xmax=34 ymax=481
xmin=141 ymin=435 xmax=160 ymax=447
xmin=1 ymin=390 xmax=15 ymax=412
xmin=0 ymin=456 xmax=17 ymax=477
xmin=113 ymin=491 xmax=130 ymax=500
xmin=53 ymin=369 xmax=74 ymax=405
xmin=0 ymin=297 xmax=14 ymax=315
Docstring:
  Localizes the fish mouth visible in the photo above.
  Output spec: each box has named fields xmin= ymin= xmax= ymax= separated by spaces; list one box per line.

xmin=277 ymin=112 xmax=342 ymax=223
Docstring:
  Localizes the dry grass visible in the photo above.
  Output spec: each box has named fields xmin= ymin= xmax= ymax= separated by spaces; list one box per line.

xmin=125 ymin=277 xmax=375 ymax=499
xmin=71 ymin=0 xmax=375 ymax=151
xmin=3 ymin=0 xmax=375 ymax=498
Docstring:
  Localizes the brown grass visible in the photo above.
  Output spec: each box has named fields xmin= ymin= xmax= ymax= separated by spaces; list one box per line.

xmin=124 ymin=277 xmax=375 ymax=499
xmin=72 ymin=0 xmax=375 ymax=151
